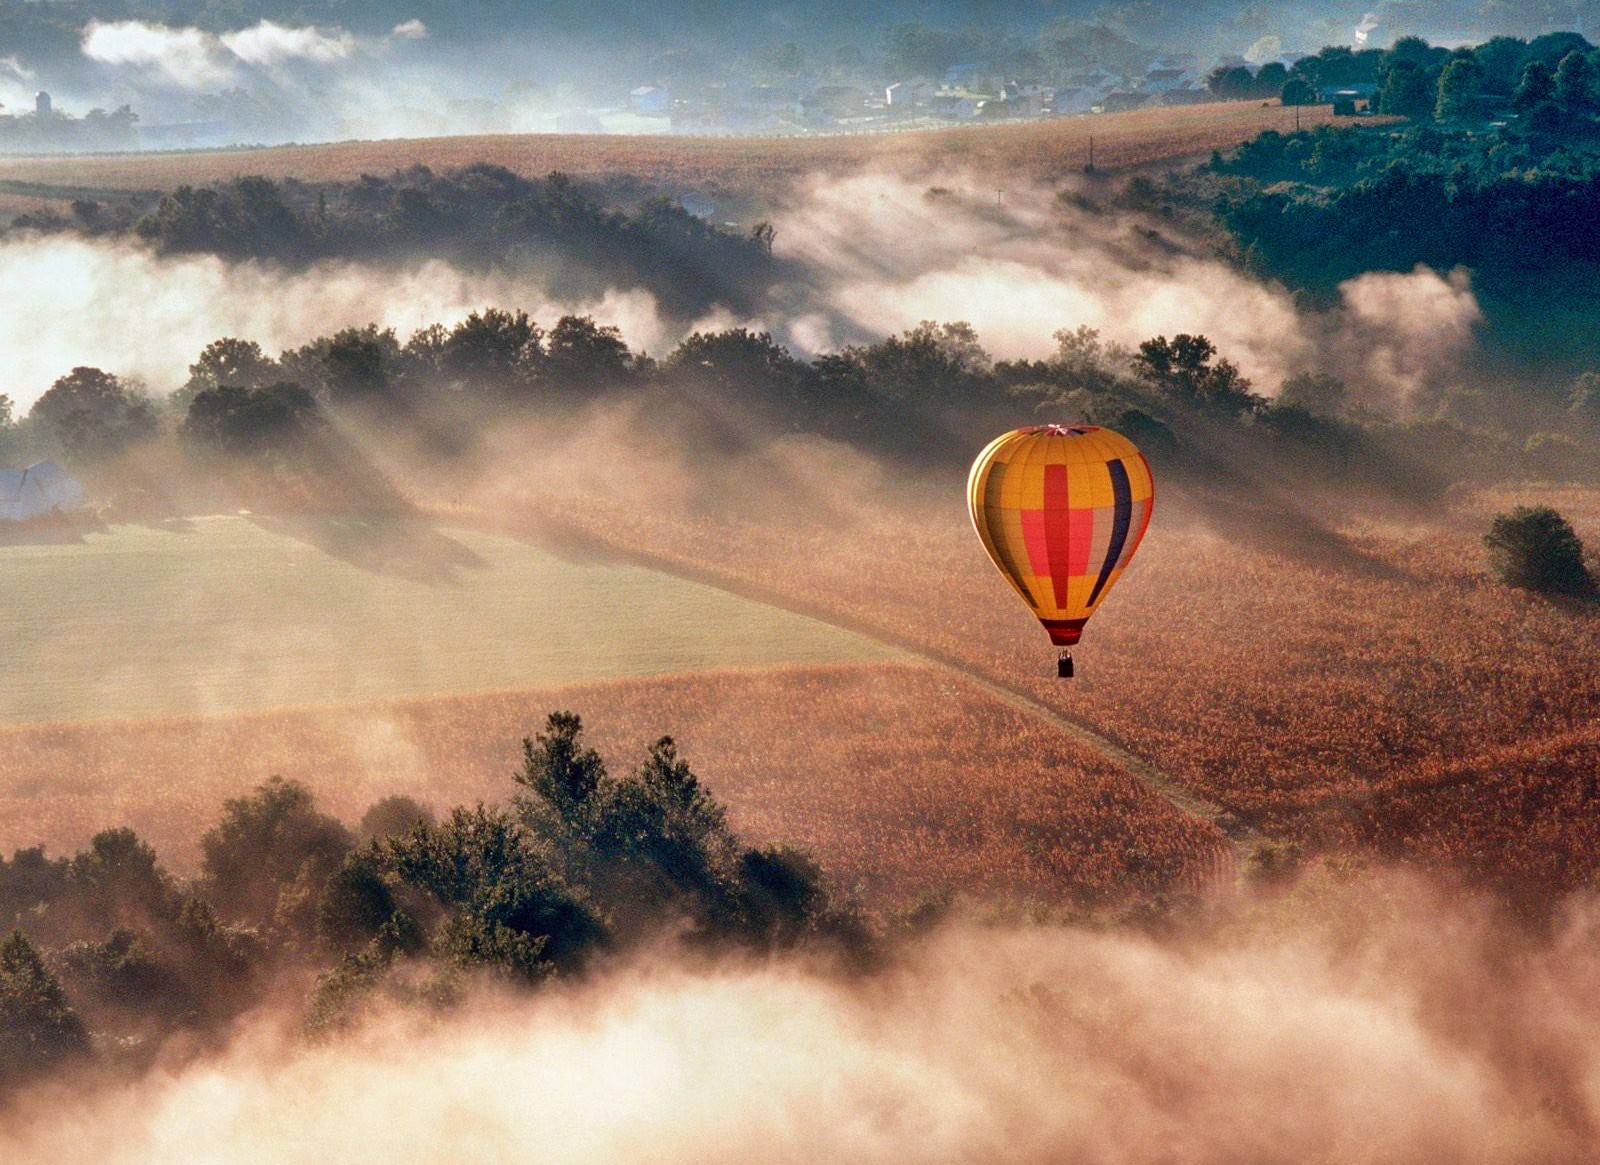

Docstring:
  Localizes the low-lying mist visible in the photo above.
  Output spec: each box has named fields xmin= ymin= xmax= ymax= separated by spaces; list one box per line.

xmin=768 ymin=171 xmax=1484 ymax=412
xmin=0 ymin=234 xmax=674 ymax=410
xmin=5 ymin=168 xmax=1486 ymax=415
xmin=6 ymin=871 xmax=1599 ymax=1164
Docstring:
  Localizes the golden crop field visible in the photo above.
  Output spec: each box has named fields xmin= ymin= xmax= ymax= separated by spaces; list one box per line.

xmin=0 ymin=662 xmax=1231 ymax=911
xmin=482 ymin=480 xmax=1600 ymax=893
xmin=0 ymin=100 xmax=1335 ymax=197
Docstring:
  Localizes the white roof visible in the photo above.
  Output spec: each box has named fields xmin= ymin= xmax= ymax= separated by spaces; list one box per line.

xmin=0 ymin=460 xmax=82 ymax=510
xmin=0 ymin=461 xmax=69 ymax=502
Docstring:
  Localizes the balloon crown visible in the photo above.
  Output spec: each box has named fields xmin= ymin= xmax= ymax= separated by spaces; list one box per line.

xmin=1021 ymin=424 xmax=1098 ymax=436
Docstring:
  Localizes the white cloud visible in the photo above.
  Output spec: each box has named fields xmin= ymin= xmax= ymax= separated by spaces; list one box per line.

xmin=81 ymin=21 xmax=235 ymax=89
xmin=0 ymin=55 xmax=36 ymax=112
xmin=81 ymin=19 xmax=359 ymax=91
xmin=391 ymin=19 xmax=429 ymax=40
xmin=221 ymin=21 xmax=355 ymax=68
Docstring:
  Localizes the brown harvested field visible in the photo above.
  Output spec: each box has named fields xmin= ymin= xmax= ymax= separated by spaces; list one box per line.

xmin=0 ymin=662 xmax=1230 ymax=912
xmin=479 ymin=481 xmax=1600 ymax=887
xmin=1341 ymin=726 xmax=1600 ymax=900
xmin=0 ymin=101 xmax=1335 ymax=197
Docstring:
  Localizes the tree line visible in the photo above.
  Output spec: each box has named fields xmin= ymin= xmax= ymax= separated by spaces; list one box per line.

xmin=3 ymin=312 xmax=1597 ymax=516
xmin=9 ymin=166 xmax=776 ymax=323
xmin=1203 ymin=32 xmax=1600 ymax=119
xmin=1195 ymin=43 xmax=1600 ymax=371
xmin=0 ymin=713 xmax=869 ymax=1099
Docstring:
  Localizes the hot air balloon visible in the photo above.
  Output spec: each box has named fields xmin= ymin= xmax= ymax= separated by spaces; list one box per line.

xmin=967 ymin=425 xmax=1154 ymax=678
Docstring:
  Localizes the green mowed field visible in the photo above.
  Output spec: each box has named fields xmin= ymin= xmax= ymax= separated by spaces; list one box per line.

xmin=0 ymin=516 xmax=891 ymax=723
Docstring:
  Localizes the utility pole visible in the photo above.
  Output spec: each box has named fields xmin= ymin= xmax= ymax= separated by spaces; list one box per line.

xmin=1085 ymin=134 xmax=1095 ymax=172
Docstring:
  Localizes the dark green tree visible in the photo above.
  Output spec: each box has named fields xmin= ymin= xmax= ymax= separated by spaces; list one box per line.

xmin=823 ymin=321 xmax=989 ymax=404
xmin=58 ymin=929 xmax=181 ymax=1014
xmin=0 ymin=848 xmax=69 ymax=935
xmin=1281 ymin=77 xmax=1318 ymax=107
xmin=30 ymin=367 xmax=158 ymax=464
xmin=1473 ymin=36 xmax=1531 ymax=95
xmin=1435 ymin=58 xmax=1484 ymax=121
xmin=1134 ymin=334 xmax=1262 ymax=417
xmin=440 ymin=309 xmax=544 ymax=390
xmin=543 ymin=315 xmax=634 ymax=390
xmin=1554 ymin=50 xmax=1597 ymax=111
xmin=1378 ymin=62 xmax=1437 ymax=117
xmin=1527 ymin=31 xmax=1594 ymax=69
xmin=515 ymin=711 xmax=607 ymax=824
xmin=1386 ymin=36 xmax=1440 ymax=70
xmin=316 ymin=849 xmax=409 ymax=955
xmin=169 ymin=896 xmax=266 ymax=1012
xmin=664 ymin=328 xmax=810 ymax=401
xmin=200 ymin=777 xmax=353 ymax=932
xmin=1208 ymin=65 xmax=1258 ymax=99
xmin=0 ymin=930 xmax=88 ymax=1092
xmin=178 ymin=338 xmax=278 ymax=412
xmin=386 ymin=805 xmax=602 ymax=979
xmin=309 ymin=326 xmax=402 ymax=403
xmin=66 ymin=828 xmax=175 ymax=931
xmin=1483 ymin=506 xmax=1594 ymax=596
xmin=588 ymin=735 xmax=735 ymax=912
xmin=1255 ymin=62 xmax=1289 ymax=96
xmin=1514 ymin=60 xmax=1556 ymax=110
xmin=180 ymin=382 xmax=322 ymax=460
xmin=736 ymin=846 xmax=826 ymax=945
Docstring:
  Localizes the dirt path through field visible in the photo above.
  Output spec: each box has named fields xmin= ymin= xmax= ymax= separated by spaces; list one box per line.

xmin=483 ymin=509 xmax=1267 ymax=878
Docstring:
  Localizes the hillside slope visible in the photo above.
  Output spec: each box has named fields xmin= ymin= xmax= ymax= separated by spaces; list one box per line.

xmin=0 ymin=101 xmax=1331 ymax=199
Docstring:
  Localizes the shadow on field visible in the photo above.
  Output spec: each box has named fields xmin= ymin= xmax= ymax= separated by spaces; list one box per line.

xmin=491 ymin=511 xmax=636 ymax=568
xmin=251 ymin=514 xmax=488 ymax=584
xmin=0 ymin=511 xmax=107 ymax=547
xmin=1175 ymin=484 xmax=1410 ymax=583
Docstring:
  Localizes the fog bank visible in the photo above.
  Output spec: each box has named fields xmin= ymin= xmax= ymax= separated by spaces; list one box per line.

xmin=6 ymin=878 xmax=1598 ymax=1164
xmin=2 ymin=170 xmax=1488 ymax=413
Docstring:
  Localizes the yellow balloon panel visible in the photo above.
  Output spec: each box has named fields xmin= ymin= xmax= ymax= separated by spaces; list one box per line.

xmin=967 ymin=425 xmax=1154 ymax=646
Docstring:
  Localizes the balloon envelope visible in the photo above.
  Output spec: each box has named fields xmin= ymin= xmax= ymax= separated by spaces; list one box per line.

xmin=967 ymin=425 xmax=1154 ymax=646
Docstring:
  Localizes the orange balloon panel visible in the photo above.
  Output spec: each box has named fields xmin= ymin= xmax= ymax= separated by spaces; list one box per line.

xmin=967 ymin=425 xmax=1154 ymax=646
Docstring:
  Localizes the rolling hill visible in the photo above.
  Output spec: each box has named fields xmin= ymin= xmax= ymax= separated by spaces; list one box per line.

xmin=0 ymin=101 xmax=1333 ymax=203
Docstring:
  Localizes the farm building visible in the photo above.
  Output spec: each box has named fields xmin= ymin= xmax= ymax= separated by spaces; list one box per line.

xmin=0 ymin=460 xmax=84 ymax=521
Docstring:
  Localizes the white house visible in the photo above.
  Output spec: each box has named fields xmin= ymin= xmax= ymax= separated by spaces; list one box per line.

xmin=0 ymin=460 xmax=84 ymax=521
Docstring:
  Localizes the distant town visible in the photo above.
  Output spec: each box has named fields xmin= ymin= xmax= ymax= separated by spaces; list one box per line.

xmin=639 ymin=53 xmax=1228 ymax=136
